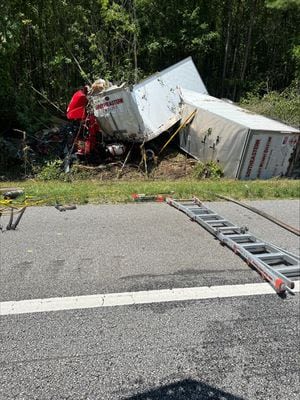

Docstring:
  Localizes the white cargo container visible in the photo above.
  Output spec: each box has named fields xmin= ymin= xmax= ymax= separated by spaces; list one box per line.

xmin=91 ymin=57 xmax=207 ymax=143
xmin=179 ymin=90 xmax=299 ymax=179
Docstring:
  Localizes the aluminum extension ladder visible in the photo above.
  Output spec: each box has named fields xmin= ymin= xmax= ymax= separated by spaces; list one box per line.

xmin=167 ymin=197 xmax=300 ymax=294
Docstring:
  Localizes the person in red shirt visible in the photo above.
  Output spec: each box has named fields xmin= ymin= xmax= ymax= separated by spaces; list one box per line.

xmin=66 ymin=86 xmax=101 ymax=161
xmin=66 ymin=86 xmax=89 ymax=120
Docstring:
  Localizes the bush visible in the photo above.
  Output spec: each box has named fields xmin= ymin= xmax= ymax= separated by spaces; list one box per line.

xmin=36 ymin=160 xmax=96 ymax=181
xmin=192 ymin=161 xmax=224 ymax=179
xmin=36 ymin=160 xmax=64 ymax=180
xmin=240 ymin=81 xmax=300 ymax=128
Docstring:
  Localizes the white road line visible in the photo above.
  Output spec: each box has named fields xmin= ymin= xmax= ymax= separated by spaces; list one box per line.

xmin=1 ymin=281 xmax=299 ymax=316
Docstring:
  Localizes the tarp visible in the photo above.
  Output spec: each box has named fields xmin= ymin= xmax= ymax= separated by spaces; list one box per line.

xmin=179 ymin=90 xmax=300 ymax=179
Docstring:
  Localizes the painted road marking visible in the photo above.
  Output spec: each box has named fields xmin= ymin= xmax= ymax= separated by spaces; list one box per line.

xmin=1 ymin=281 xmax=299 ymax=316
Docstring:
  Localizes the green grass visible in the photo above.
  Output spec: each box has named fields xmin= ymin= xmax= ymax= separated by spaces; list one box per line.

xmin=0 ymin=179 xmax=299 ymax=206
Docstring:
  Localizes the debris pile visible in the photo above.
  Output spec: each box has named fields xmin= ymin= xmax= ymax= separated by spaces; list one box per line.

xmin=71 ymin=152 xmax=198 ymax=180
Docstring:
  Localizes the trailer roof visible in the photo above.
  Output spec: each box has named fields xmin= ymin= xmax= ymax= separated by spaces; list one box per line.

xmin=181 ymin=90 xmax=299 ymax=133
xmin=134 ymin=57 xmax=208 ymax=95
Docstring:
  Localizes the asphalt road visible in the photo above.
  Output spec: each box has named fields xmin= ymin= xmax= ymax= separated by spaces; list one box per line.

xmin=1 ymin=200 xmax=299 ymax=399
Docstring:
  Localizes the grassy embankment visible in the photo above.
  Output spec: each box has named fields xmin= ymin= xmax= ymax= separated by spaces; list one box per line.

xmin=0 ymin=179 xmax=299 ymax=206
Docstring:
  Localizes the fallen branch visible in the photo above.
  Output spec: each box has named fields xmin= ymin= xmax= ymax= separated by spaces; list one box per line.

xmin=118 ymin=143 xmax=134 ymax=179
xmin=31 ymin=86 xmax=65 ymax=114
xmin=75 ymin=162 xmax=123 ymax=171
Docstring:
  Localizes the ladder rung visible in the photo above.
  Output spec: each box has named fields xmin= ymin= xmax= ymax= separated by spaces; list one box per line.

xmin=205 ymin=219 xmax=227 ymax=224
xmin=272 ymin=265 xmax=300 ymax=276
xmin=193 ymin=211 xmax=215 ymax=215
xmin=240 ymin=242 xmax=266 ymax=249
xmin=197 ymin=208 xmax=209 ymax=211
xmin=217 ymin=226 xmax=240 ymax=231
xmin=257 ymin=253 xmax=285 ymax=260
xmin=199 ymin=214 xmax=219 ymax=219
xmin=226 ymin=234 xmax=254 ymax=241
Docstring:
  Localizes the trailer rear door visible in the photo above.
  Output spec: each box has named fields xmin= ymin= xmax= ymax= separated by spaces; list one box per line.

xmin=239 ymin=131 xmax=299 ymax=179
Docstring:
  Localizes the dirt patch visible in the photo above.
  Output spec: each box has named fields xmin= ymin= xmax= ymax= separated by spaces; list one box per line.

xmin=74 ymin=153 xmax=198 ymax=181
xmin=152 ymin=153 xmax=198 ymax=179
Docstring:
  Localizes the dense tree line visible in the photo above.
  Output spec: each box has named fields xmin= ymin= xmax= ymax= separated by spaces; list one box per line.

xmin=0 ymin=0 xmax=299 ymax=134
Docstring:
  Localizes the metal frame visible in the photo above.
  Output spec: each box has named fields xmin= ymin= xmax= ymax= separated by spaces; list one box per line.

xmin=167 ymin=197 xmax=300 ymax=294
xmin=0 ymin=207 xmax=26 ymax=231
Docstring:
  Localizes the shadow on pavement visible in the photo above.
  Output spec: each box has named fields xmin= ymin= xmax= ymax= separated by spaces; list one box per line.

xmin=123 ymin=378 xmax=244 ymax=399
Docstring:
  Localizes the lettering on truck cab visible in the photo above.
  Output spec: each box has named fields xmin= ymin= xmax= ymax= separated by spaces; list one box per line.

xmin=95 ymin=98 xmax=124 ymax=111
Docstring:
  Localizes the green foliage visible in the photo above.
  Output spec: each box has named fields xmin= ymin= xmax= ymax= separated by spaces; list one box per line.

xmin=36 ymin=160 xmax=98 ymax=181
xmin=0 ymin=0 xmax=138 ymax=134
xmin=36 ymin=160 xmax=64 ymax=181
xmin=292 ymin=45 xmax=300 ymax=76
xmin=240 ymin=81 xmax=300 ymax=127
xmin=192 ymin=161 xmax=224 ymax=180
xmin=266 ymin=0 xmax=300 ymax=9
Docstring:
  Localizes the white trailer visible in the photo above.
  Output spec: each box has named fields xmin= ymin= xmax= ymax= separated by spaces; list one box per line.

xmin=179 ymin=90 xmax=299 ymax=179
xmin=91 ymin=57 xmax=207 ymax=143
